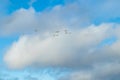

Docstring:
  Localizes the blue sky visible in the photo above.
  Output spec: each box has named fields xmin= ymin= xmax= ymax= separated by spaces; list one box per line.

xmin=1 ymin=0 xmax=120 ymax=80
xmin=5 ymin=0 xmax=64 ymax=13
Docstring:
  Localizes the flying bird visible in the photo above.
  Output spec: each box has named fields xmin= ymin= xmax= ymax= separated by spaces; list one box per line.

xmin=64 ymin=29 xmax=71 ymax=34
xmin=35 ymin=29 xmax=38 ymax=32
xmin=53 ymin=30 xmax=60 ymax=37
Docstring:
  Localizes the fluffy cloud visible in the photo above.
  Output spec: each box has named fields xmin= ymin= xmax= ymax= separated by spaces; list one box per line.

xmin=2 ymin=0 xmax=120 ymax=80
xmin=1 ymin=0 xmax=120 ymax=36
xmin=3 ymin=22 xmax=120 ymax=80
xmin=0 ymin=3 xmax=86 ymax=36
xmin=4 ymin=23 xmax=114 ymax=69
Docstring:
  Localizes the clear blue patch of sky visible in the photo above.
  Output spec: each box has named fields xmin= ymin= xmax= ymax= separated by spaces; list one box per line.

xmin=98 ymin=36 xmax=117 ymax=47
xmin=7 ymin=0 xmax=64 ymax=14
xmin=0 ymin=36 xmax=18 ymax=49
xmin=7 ymin=0 xmax=30 ymax=13
xmin=32 ymin=0 xmax=64 ymax=12
xmin=93 ymin=17 xmax=120 ymax=25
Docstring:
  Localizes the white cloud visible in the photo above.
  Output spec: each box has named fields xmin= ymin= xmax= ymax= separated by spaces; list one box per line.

xmin=1 ymin=0 xmax=120 ymax=36
xmin=0 ymin=1 xmax=91 ymax=36
xmin=1 ymin=0 xmax=120 ymax=79
xmin=0 ymin=6 xmax=69 ymax=36
xmin=3 ymin=23 xmax=113 ymax=69
xmin=0 ymin=8 xmax=37 ymax=36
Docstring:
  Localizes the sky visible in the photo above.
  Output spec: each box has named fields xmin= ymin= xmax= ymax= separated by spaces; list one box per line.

xmin=1 ymin=0 xmax=120 ymax=80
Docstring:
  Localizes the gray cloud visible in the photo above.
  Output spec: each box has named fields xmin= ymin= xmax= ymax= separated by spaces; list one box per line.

xmin=59 ymin=62 xmax=120 ymax=80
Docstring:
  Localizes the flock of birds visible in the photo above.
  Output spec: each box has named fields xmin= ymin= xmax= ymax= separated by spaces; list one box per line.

xmin=53 ymin=29 xmax=71 ymax=37
xmin=34 ymin=28 xmax=71 ymax=37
